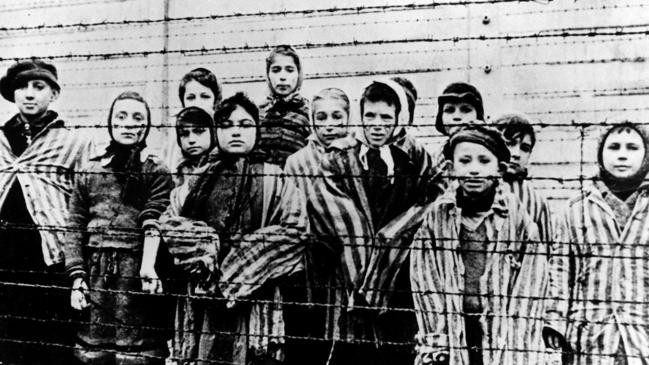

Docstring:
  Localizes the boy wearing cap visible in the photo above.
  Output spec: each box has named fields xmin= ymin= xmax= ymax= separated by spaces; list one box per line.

xmin=309 ymin=79 xmax=444 ymax=365
xmin=411 ymin=126 xmax=548 ymax=365
xmin=0 ymin=59 xmax=92 ymax=364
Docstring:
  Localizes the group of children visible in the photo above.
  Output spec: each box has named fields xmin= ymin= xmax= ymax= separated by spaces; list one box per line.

xmin=0 ymin=45 xmax=645 ymax=365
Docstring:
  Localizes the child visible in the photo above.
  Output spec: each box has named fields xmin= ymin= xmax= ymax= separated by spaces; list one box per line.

xmin=178 ymin=67 xmax=222 ymax=113
xmin=494 ymin=113 xmax=553 ymax=243
xmin=0 ymin=59 xmax=92 ymax=364
xmin=411 ymin=126 xmax=548 ymax=365
xmin=174 ymin=106 xmax=216 ymax=186
xmin=257 ymin=45 xmax=310 ymax=167
xmin=65 ymin=91 xmax=174 ymax=364
xmin=435 ymin=82 xmax=485 ymax=136
xmin=308 ymin=79 xmax=443 ymax=365
xmin=283 ymin=87 xmax=351 ymax=364
xmin=160 ymin=92 xmax=307 ymax=365
xmin=544 ymin=122 xmax=649 ymax=365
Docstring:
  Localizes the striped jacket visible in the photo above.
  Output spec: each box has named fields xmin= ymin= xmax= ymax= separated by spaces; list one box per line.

xmin=411 ymin=184 xmax=548 ymax=365
xmin=309 ymin=130 xmax=443 ymax=321
xmin=546 ymin=182 xmax=649 ymax=365
xmin=0 ymin=116 xmax=91 ymax=266
xmin=505 ymin=178 xmax=554 ymax=244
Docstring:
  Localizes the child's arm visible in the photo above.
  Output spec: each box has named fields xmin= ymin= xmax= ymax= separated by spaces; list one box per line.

xmin=138 ymin=158 xmax=174 ymax=293
xmin=543 ymin=209 xmax=574 ymax=350
xmin=65 ymin=168 xmax=91 ymax=310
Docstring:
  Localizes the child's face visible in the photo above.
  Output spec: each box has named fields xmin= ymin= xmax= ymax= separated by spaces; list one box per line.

xmin=602 ymin=127 xmax=646 ymax=179
xmin=14 ymin=79 xmax=58 ymax=118
xmin=183 ymin=80 xmax=216 ymax=113
xmin=268 ymin=54 xmax=299 ymax=97
xmin=217 ymin=105 xmax=257 ymax=155
xmin=362 ymin=100 xmax=397 ymax=148
xmin=179 ymin=125 xmax=212 ymax=157
xmin=312 ymin=98 xmax=349 ymax=147
xmin=452 ymin=142 xmax=501 ymax=196
xmin=505 ymin=133 xmax=533 ymax=172
xmin=110 ymin=99 xmax=149 ymax=146
xmin=442 ymin=101 xmax=479 ymax=135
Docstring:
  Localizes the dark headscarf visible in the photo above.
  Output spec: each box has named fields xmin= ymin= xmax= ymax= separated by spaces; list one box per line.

xmin=181 ymin=92 xmax=262 ymax=218
xmin=104 ymin=91 xmax=152 ymax=203
xmin=597 ymin=122 xmax=649 ymax=199
xmin=436 ymin=82 xmax=484 ymax=135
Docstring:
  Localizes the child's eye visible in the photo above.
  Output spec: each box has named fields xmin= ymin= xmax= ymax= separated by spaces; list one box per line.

xmin=192 ymin=127 xmax=206 ymax=134
xmin=607 ymin=143 xmax=621 ymax=150
xmin=185 ymin=94 xmax=196 ymax=100
xmin=520 ymin=144 xmax=532 ymax=153
xmin=458 ymin=157 xmax=471 ymax=164
xmin=241 ymin=120 xmax=256 ymax=128
xmin=460 ymin=105 xmax=474 ymax=113
xmin=478 ymin=156 xmax=492 ymax=164
xmin=200 ymin=93 xmax=212 ymax=99
xmin=364 ymin=112 xmax=376 ymax=120
xmin=115 ymin=113 xmax=126 ymax=120
xmin=179 ymin=130 xmax=190 ymax=137
xmin=220 ymin=121 xmax=233 ymax=128
xmin=285 ymin=66 xmax=295 ymax=73
xmin=332 ymin=112 xmax=344 ymax=120
xmin=270 ymin=66 xmax=282 ymax=73
xmin=443 ymin=106 xmax=456 ymax=114
xmin=315 ymin=112 xmax=328 ymax=121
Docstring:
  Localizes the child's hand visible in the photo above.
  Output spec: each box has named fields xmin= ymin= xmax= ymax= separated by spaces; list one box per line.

xmin=140 ymin=265 xmax=163 ymax=294
xmin=71 ymin=278 xmax=89 ymax=311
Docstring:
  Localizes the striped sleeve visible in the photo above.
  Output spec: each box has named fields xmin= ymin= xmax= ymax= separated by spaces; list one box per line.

xmin=410 ymin=210 xmax=450 ymax=351
xmin=219 ymin=165 xmax=308 ymax=299
xmin=544 ymin=207 xmax=574 ymax=336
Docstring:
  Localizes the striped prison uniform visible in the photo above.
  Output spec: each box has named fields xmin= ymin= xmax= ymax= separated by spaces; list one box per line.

xmin=410 ymin=184 xmax=548 ymax=365
xmin=546 ymin=182 xmax=649 ymax=365
xmin=0 ymin=118 xmax=92 ymax=266
xmin=161 ymin=159 xmax=308 ymax=364
xmin=307 ymin=130 xmax=443 ymax=341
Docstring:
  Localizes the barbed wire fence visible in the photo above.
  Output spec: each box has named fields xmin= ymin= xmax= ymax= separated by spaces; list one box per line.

xmin=0 ymin=0 xmax=647 ymax=364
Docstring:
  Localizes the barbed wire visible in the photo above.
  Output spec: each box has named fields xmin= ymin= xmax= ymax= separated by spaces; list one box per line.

xmin=0 ymin=0 xmax=546 ymax=33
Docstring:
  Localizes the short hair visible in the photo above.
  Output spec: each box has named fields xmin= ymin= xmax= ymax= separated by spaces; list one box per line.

xmin=493 ymin=113 xmax=536 ymax=148
xmin=178 ymin=68 xmax=222 ymax=107
xmin=360 ymin=82 xmax=401 ymax=119
xmin=213 ymin=92 xmax=259 ymax=126
xmin=265 ymin=45 xmax=301 ymax=74
xmin=312 ymin=88 xmax=350 ymax=118
xmin=391 ymin=77 xmax=417 ymax=124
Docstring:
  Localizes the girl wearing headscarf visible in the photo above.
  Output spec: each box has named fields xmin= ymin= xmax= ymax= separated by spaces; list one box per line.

xmin=411 ymin=126 xmax=548 ymax=365
xmin=545 ymin=122 xmax=649 ymax=365
xmin=173 ymin=106 xmax=216 ymax=186
xmin=159 ymin=92 xmax=307 ymax=365
xmin=65 ymin=91 xmax=174 ymax=364
xmin=257 ymin=45 xmax=311 ymax=167
xmin=308 ymin=79 xmax=444 ymax=365
xmin=283 ymin=88 xmax=351 ymax=364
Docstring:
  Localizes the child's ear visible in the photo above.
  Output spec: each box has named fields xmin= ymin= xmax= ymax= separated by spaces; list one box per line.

xmin=50 ymin=89 xmax=60 ymax=103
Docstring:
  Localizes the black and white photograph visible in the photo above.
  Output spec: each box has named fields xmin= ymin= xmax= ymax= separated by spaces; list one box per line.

xmin=0 ymin=1 xmax=647 ymax=364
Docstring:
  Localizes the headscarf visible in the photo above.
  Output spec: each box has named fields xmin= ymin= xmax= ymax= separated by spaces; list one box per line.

xmin=597 ymin=121 xmax=649 ymax=198
xmin=265 ymin=45 xmax=304 ymax=101
xmin=435 ymin=82 xmax=484 ymax=135
xmin=103 ymin=91 xmax=152 ymax=202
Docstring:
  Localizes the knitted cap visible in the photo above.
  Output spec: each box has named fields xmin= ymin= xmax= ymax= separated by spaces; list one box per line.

xmin=0 ymin=59 xmax=60 ymax=102
xmin=443 ymin=126 xmax=510 ymax=163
